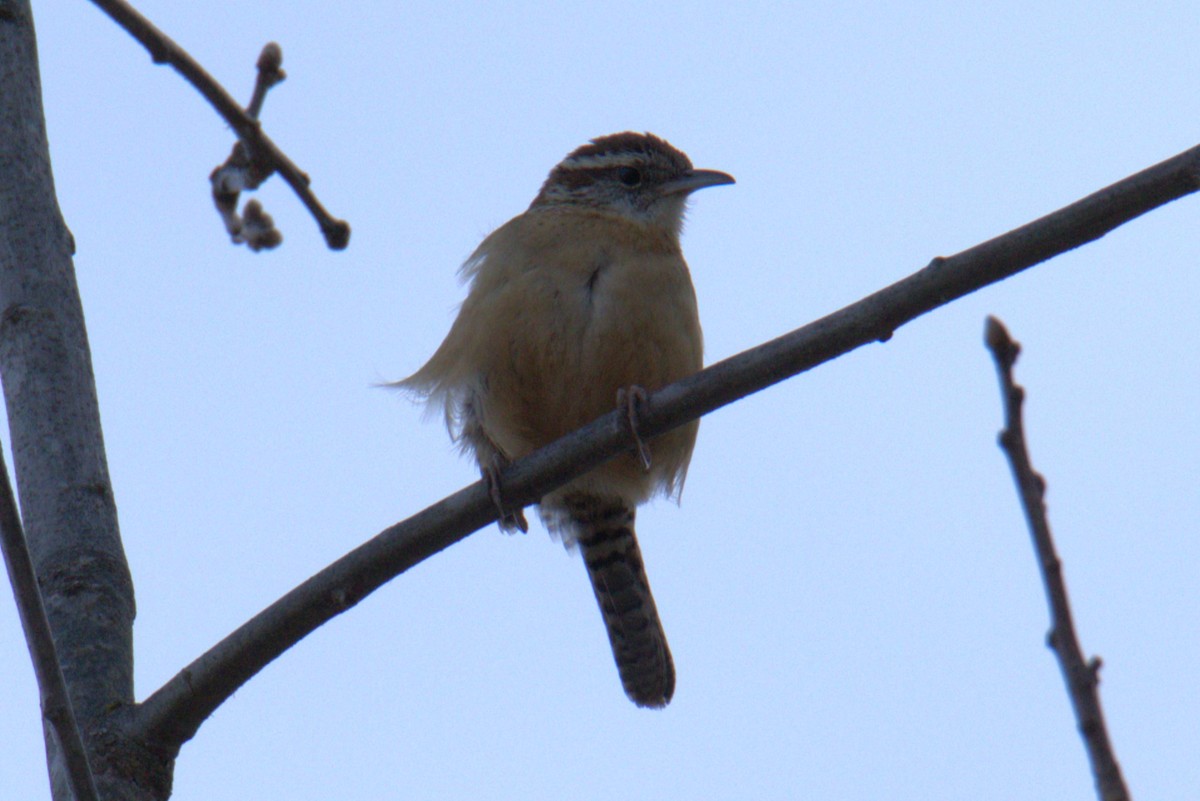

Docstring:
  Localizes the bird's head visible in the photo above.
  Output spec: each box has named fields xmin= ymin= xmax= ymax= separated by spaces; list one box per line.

xmin=531 ymin=132 xmax=734 ymax=234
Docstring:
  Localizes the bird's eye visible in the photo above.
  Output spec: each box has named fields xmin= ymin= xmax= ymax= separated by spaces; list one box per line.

xmin=617 ymin=166 xmax=642 ymax=187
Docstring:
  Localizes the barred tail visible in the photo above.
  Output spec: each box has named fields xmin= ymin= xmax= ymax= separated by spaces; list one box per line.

xmin=565 ymin=494 xmax=674 ymax=708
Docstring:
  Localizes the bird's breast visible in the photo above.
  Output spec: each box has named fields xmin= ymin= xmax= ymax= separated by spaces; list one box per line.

xmin=480 ymin=210 xmax=703 ymax=455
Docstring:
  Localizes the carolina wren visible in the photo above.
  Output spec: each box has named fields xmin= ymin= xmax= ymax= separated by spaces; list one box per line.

xmin=396 ymin=132 xmax=733 ymax=707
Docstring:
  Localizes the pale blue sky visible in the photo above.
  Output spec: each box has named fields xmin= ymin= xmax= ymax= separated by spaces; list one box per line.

xmin=4 ymin=2 xmax=1198 ymax=799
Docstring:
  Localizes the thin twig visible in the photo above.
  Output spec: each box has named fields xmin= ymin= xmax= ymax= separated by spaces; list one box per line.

xmin=210 ymin=43 xmax=286 ymax=250
xmin=89 ymin=0 xmax=350 ymax=250
xmin=0 ymin=448 xmax=99 ymax=801
xmin=246 ymin=42 xmax=284 ymax=120
xmin=131 ymin=140 xmax=1200 ymax=751
xmin=984 ymin=317 xmax=1131 ymax=801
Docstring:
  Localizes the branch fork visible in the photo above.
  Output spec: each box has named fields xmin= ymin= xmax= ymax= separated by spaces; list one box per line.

xmin=210 ymin=43 xmax=286 ymax=251
xmin=91 ymin=0 xmax=350 ymax=250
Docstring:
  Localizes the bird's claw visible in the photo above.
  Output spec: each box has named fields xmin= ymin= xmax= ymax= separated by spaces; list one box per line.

xmin=484 ymin=465 xmax=528 ymax=533
xmin=617 ymin=386 xmax=652 ymax=471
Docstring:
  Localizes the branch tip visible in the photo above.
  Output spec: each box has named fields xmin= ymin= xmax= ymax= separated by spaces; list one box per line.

xmin=984 ymin=315 xmax=1020 ymax=368
xmin=247 ymin=43 xmax=286 ymax=120
xmin=257 ymin=42 xmax=284 ymax=76
xmin=986 ymin=320 xmax=1130 ymax=801
xmin=323 ymin=219 xmax=352 ymax=250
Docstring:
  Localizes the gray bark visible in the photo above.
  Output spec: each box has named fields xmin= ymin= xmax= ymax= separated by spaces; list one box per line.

xmin=0 ymin=4 xmax=163 ymax=798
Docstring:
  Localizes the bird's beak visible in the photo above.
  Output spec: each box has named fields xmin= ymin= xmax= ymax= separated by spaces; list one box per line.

xmin=661 ymin=168 xmax=736 ymax=196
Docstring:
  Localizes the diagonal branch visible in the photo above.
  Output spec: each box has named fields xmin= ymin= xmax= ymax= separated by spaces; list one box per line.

xmin=0 ymin=446 xmax=99 ymax=801
xmin=984 ymin=318 xmax=1130 ymax=801
xmin=132 ymin=141 xmax=1200 ymax=752
xmin=89 ymin=0 xmax=350 ymax=249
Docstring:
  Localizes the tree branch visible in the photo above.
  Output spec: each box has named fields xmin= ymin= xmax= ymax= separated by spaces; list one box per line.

xmin=88 ymin=0 xmax=350 ymax=250
xmin=209 ymin=43 xmax=287 ymax=252
xmin=984 ymin=317 xmax=1130 ymax=801
xmin=0 ymin=3 xmax=141 ymax=795
xmin=0 ymin=447 xmax=99 ymax=801
xmin=131 ymin=141 xmax=1200 ymax=751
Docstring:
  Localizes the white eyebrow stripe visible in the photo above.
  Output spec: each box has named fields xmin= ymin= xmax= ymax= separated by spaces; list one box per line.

xmin=560 ymin=153 xmax=644 ymax=170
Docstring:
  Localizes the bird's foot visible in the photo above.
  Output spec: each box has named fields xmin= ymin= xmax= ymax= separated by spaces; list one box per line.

xmin=617 ymin=385 xmax=652 ymax=471
xmin=483 ymin=465 xmax=528 ymax=533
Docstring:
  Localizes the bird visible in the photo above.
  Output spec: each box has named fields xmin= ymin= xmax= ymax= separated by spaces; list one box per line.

xmin=394 ymin=132 xmax=733 ymax=707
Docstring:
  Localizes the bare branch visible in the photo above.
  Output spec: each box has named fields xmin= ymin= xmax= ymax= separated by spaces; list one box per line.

xmin=210 ymin=43 xmax=287 ymax=251
xmin=132 ymin=141 xmax=1200 ymax=751
xmin=89 ymin=0 xmax=350 ymax=250
xmin=1 ymin=3 xmax=137 ymax=793
xmin=984 ymin=317 xmax=1131 ymax=801
xmin=0 ymin=447 xmax=99 ymax=801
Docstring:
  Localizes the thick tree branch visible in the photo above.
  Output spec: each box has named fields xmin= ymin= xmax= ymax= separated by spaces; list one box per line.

xmin=132 ymin=141 xmax=1200 ymax=751
xmin=89 ymin=0 xmax=350 ymax=250
xmin=1 ymin=3 xmax=144 ymax=797
xmin=0 ymin=448 xmax=99 ymax=801
xmin=984 ymin=318 xmax=1130 ymax=801
xmin=4 ymin=3 xmax=306 ymax=796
